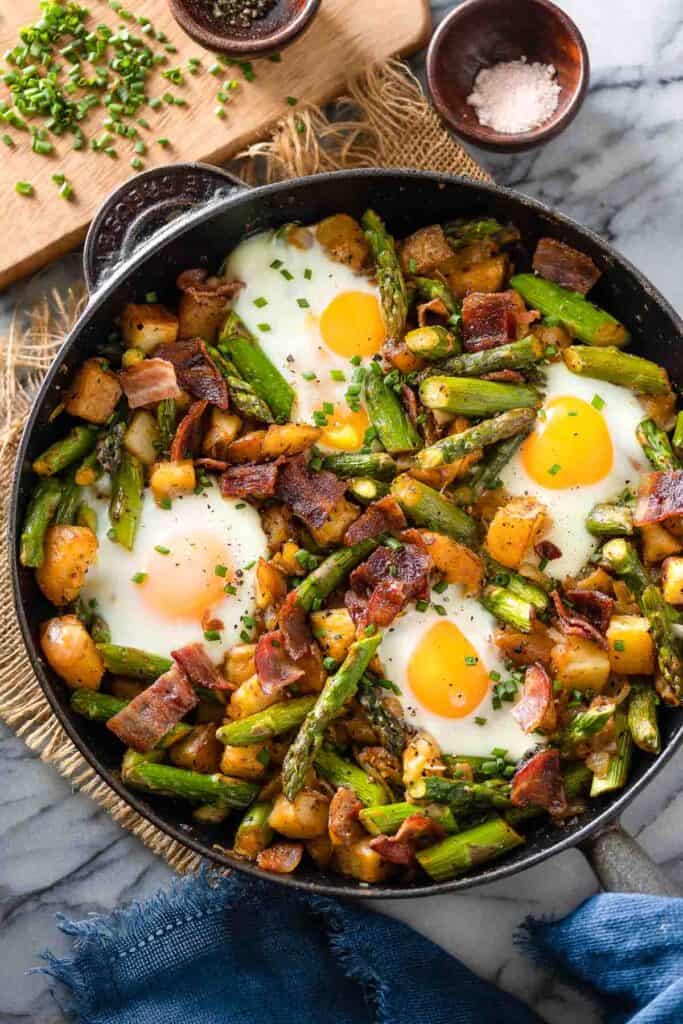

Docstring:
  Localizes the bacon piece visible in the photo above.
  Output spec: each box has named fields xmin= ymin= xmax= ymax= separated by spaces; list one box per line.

xmin=256 ymin=841 xmax=304 ymax=874
xmin=120 ymin=358 xmax=182 ymax=409
xmin=551 ymin=590 xmax=608 ymax=648
xmin=483 ymin=369 xmax=525 ymax=384
xmin=635 ymin=471 xmax=683 ymax=526
xmin=255 ymin=630 xmax=305 ymax=694
xmin=369 ymin=834 xmax=414 ymax=865
xmin=462 ymin=290 xmax=528 ymax=351
xmin=365 ymin=578 xmax=411 ymax=628
xmin=344 ymin=496 xmax=407 ymax=546
xmin=511 ymin=663 xmax=557 ymax=734
xmin=369 ymin=814 xmax=445 ymax=865
xmin=279 ymin=588 xmax=313 ymax=660
xmin=535 ymin=540 xmax=562 ymax=562
xmin=195 ymin=457 xmax=229 ymax=473
xmin=170 ymin=399 xmax=208 ymax=461
xmin=346 ymin=542 xmax=431 ymax=629
xmin=328 ymin=787 xmax=363 ymax=846
xmin=176 ymin=269 xmax=243 ymax=342
xmin=276 ymin=454 xmax=346 ymax=529
xmin=565 ymin=589 xmax=614 ymax=635
xmin=171 ymin=642 xmax=228 ymax=691
xmin=402 ymin=382 xmax=420 ymax=425
xmin=107 ymin=663 xmax=198 ymax=752
xmin=511 ymin=748 xmax=567 ymax=816
xmin=220 ymin=462 xmax=280 ymax=499
xmin=417 ymin=297 xmax=449 ymax=327
xmin=155 ymin=338 xmax=229 ymax=409
xmin=533 ymin=238 xmax=601 ymax=295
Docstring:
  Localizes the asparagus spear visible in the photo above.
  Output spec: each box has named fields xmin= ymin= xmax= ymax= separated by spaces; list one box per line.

xmin=359 ymin=802 xmax=458 ymax=836
xmin=20 ymin=477 xmax=63 ymax=567
xmin=562 ymin=703 xmax=616 ymax=749
xmin=407 ymin=776 xmax=512 ymax=810
xmin=425 ymin=335 xmax=545 ymax=381
xmin=484 ymin=557 xmax=549 ymax=612
xmin=457 ymin=435 xmax=527 ymax=504
xmin=361 ymin=208 xmax=408 ymax=342
xmin=216 ymin=696 xmax=317 ymax=746
xmin=281 ymin=632 xmax=382 ymax=801
xmin=295 ymin=539 xmax=378 ymax=613
xmin=321 ymin=451 xmax=397 ymax=480
xmin=511 ymin=274 xmax=630 ymax=348
xmin=444 ymin=217 xmax=517 ymax=248
xmin=207 ymin=343 xmax=274 ymax=423
xmin=416 ymin=408 xmax=537 ymax=470
xmin=75 ymin=449 xmax=101 ymax=487
xmin=233 ymin=801 xmax=274 ymax=859
xmin=71 ymin=689 xmax=192 ymax=748
xmin=156 ymin=398 xmax=177 ymax=454
xmin=585 ymin=502 xmax=634 ymax=537
xmin=628 ymin=686 xmax=661 ymax=754
xmin=218 ymin=312 xmax=294 ymax=423
xmin=347 ymin=478 xmax=390 ymax=505
xmin=313 ymin=748 xmax=388 ymax=806
xmin=123 ymin=760 xmax=259 ymax=808
xmin=54 ymin=469 xmax=82 ymax=526
xmin=590 ymin=710 xmax=632 ymax=796
xmin=563 ymin=345 xmax=669 ymax=394
xmin=640 ymin=584 xmax=683 ymax=702
xmin=95 ymin=643 xmax=172 ymax=680
xmin=420 ymin=376 xmax=540 ymax=417
xmin=600 ymin=538 xmax=651 ymax=600
xmin=358 ymin=675 xmax=405 ymax=756
xmin=109 ymin=451 xmax=143 ymax=550
xmin=76 ymin=502 xmax=98 ymax=534
xmin=636 ymin=418 xmax=681 ymax=471
xmin=364 ymin=362 xmax=421 ymax=454
xmin=416 ymin=816 xmax=524 ymax=881
xmin=412 ymin=275 xmax=461 ymax=321
xmin=482 ymin=586 xmax=534 ymax=632
xmin=32 ymin=425 xmax=98 ymax=477
xmin=405 ymin=326 xmax=459 ymax=360
xmin=391 ymin=474 xmax=478 ymax=544
xmin=672 ymin=412 xmax=683 ymax=461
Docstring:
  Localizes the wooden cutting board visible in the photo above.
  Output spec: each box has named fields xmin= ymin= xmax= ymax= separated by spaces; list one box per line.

xmin=0 ymin=0 xmax=430 ymax=291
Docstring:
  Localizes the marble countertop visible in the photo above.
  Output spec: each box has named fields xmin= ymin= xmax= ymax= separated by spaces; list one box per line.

xmin=2 ymin=1 xmax=683 ymax=1021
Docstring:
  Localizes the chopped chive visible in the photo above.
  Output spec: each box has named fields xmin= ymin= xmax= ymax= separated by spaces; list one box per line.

xmin=433 ymin=603 xmax=447 ymax=616
xmin=145 ymin=291 xmax=158 ymax=303
xmin=224 ymin=584 xmax=237 ymax=595
xmin=302 ymin=371 xmax=317 ymax=381
xmin=548 ymin=463 xmax=562 ymax=476
xmin=209 ymin=62 xmax=222 ymax=76
xmin=214 ymin=564 xmax=228 ymax=577
xmin=131 ymin=156 xmax=144 ymax=170
xmin=131 ymin=572 xmax=147 ymax=584
xmin=304 ymin=268 xmax=312 ymax=280
xmin=296 ymin=297 xmax=310 ymax=308
xmin=154 ymin=545 xmax=170 ymax=555
xmin=253 ymin=296 xmax=268 ymax=308
xmin=432 ymin=579 xmax=448 ymax=594
xmin=322 ymin=401 xmax=334 ymax=415
xmin=15 ymin=181 xmax=34 ymax=196
xmin=280 ymin=268 xmax=294 ymax=281
xmin=204 ymin=630 xmax=221 ymax=642
xmin=2 ymin=134 xmax=14 ymax=147
xmin=257 ymin=323 xmax=271 ymax=332
xmin=614 ymin=639 xmax=625 ymax=651
xmin=474 ymin=716 xmax=487 ymax=726
xmin=591 ymin=394 xmax=605 ymax=410
xmin=464 ymin=655 xmax=478 ymax=665
xmin=268 ymin=52 xmax=282 ymax=62
xmin=157 ymin=137 xmax=170 ymax=147
xmin=286 ymin=95 xmax=298 ymax=106
xmin=330 ymin=369 xmax=346 ymax=382
xmin=416 ymin=600 xmax=429 ymax=613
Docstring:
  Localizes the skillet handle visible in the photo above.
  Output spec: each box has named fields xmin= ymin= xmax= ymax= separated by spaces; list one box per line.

xmin=83 ymin=162 xmax=247 ymax=294
xmin=579 ymin=822 xmax=680 ymax=895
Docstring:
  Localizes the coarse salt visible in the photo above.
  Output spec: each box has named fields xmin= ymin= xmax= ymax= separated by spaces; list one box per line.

xmin=467 ymin=57 xmax=561 ymax=134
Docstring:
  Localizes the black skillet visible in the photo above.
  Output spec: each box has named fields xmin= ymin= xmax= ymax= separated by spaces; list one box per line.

xmin=9 ymin=164 xmax=683 ymax=898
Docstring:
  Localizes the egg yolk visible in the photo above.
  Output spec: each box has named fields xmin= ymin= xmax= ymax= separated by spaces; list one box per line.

xmin=319 ymin=404 xmax=370 ymax=451
xmin=139 ymin=532 xmax=233 ymax=621
xmin=320 ymin=291 xmax=385 ymax=359
xmin=521 ymin=395 xmax=613 ymax=489
xmin=407 ymin=620 xmax=490 ymax=719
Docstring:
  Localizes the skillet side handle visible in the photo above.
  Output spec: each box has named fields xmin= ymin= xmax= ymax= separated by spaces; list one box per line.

xmin=579 ymin=822 xmax=681 ymax=895
xmin=83 ymin=162 xmax=248 ymax=294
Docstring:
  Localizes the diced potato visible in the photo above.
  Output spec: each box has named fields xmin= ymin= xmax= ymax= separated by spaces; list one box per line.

xmin=109 ymin=677 xmax=146 ymax=701
xmin=606 ymin=615 xmax=655 ymax=675
xmin=224 ymin=643 xmax=256 ymax=686
xmin=256 ymin=558 xmax=287 ymax=610
xmin=399 ymin=224 xmax=454 ymax=275
xmin=220 ymin=742 xmax=270 ymax=780
xmin=384 ymin=340 xmax=423 ymax=375
xmin=418 ymin=530 xmax=484 ymax=593
xmin=316 ymin=214 xmax=369 ymax=271
xmin=402 ymin=731 xmax=444 ymax=787
xmin=272 ymin=541 xmax=307 ymax=576
xmin=486 ymin=497 xmax=549 ymax=569
xmin=261 ymin=423 xmax=321 ymax=459
xmin=306 ymin=834 xmax=334 ymax=869
xmin=65 ymin=358 xmax=122 ymax=425
xmin=202 ymin=409 xmax=242 ymax=460
xmin=150 ymin=459 xmax=196 ymax=502
xmin=268 ymin=789 xmax=330 ymax=839
xmin=572 ymin=567 xmax=614 ymax=595
xmin=260 ymin=504 xmax=294 ymax=554
xmin=226 ymin=430 xmax=267 ymax=464
xmin=124 ymin=410 xmax=160 ymax=465
xmin=169 ymin=724 xmax=222 ymax=773
xmin=334 ymin=838 xmax=393 ymax=883
xmin=612 ymin=579 xmax=639 ymax=615
xmin=229 ymin=674 xmax=280 ymax=719
xmin=640 ymin=523 xmax=682 ymax=564
xmin=310 ymin=608 xmax=356 ymax=663
xmin=640 ymin=388 xmax=676 ymax=431
xmin=531 ymin=322 xmax=572 ymax=351
xmin=493 ymin=623 xmax=555 ymax=667
xmin=550 ymin=635 xmax=611 ymax=692
xmin=447 ymin=255 xmax=508 ymax=298
xmin=39 ymin=615 xmax=104 ymax=690
xmin=308 ymin=496 xmax=360 ymax=548
xmin=662 ymin=556 xmax=683 ymax=605
xmin=120 ymin=303 xmax=179 ymax=353
xmin=36 ymin=525 xmax=98 ymax=606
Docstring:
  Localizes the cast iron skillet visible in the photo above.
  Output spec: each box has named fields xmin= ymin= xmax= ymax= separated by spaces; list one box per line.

xmin=9 ymin=165 xmax=683 ymax=898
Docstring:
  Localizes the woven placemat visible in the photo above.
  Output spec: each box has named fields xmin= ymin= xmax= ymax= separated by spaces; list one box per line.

xmin=0 ymin=59 xmax=489 ymax=874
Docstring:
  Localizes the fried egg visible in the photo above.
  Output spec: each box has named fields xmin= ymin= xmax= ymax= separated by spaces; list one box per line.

xmin=80 ymin=482 xmax=267 ymax=663
xmin=499 ymin=360 xmax=650 ymax=579
xmin=224 ymin=227 xmax=385 ymax=452
xmin=378 ymin=586 xmax=538 ymax=759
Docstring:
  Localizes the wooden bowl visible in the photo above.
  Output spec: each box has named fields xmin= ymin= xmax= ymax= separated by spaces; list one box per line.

xmin=168 ymin=0 xmax=321 ymax=59
xmin=426 ymin=0 xmax=589 ymax=152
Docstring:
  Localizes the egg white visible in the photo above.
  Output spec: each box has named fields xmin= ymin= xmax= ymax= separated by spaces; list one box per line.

xmin=80 ymin=482 xmax=268 ymax=664
xmin=499 ymin=360 xmax=650 ymax=580
xmin=378 ymin=585 xmax=540 ymax=760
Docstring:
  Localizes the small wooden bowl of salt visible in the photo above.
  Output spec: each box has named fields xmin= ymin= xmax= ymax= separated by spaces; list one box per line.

xmin=426 ymin=0 xmax=589 ymax=152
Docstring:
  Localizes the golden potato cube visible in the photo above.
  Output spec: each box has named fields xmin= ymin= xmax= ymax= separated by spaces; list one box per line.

xmin=226 ymin=430 xmax=266 ymax=464
xmin=662 ymin=556 xmax=683 ymax=605
xmin=39 ymin=615 xmax=104 ymax=690
xmin=572 ymin=567 xmax=614 ymax=595
xmin=170 ymin=724 xmax=222 ymax=773
xmin=124 ymin=409 xmax=160 ymax=465
xmin=308 ymin=496 xmax=360 ymax=548
xmin=255 ymin=558 xmax=287 ymax=611
xmin=120 ymin=303 xmax=179 ymax=353
xmin=606 ymin=615 xmax=655 ymax=675
xmin=306 ymin=834 xmax=334 ymax=869
xmin=224 ymin=643 xmax=256 ymax=687
xmin=65 ymin=358 xmax=122 ymax=425
xmin=268 ymin=789 xmax=330 ymax=839
xmin=202 ymin=409 xmax=242 ymax=461
xmin=229 ymin=674 xmax=280 ymax=719
xmin=36 ymin=525 xmax=98 ymax=606
xmin=486 ymin=497 xmax=549 ymax=569
xmin=402 ymin=731 xmax=444 ymax=787
xmin=334 ymin=838 xmax=393 ymax=883
xmin=220 ymin=743 xmax=270 ymax=780
xmin=550 ymin=635 xmax=611 ymax=692
xmin=261 ymin=423 xmax=321 ymax=459
xmin=419 ymin=531 xmax=484 ymax=593
xmin=271 ymin=541 xmax=308 ymax=577
xmin=315 ymin=214 xmax=369 ymax=271
xmin=310 ymin=608 xmax=356 ymax=663
xmin=150 ymin=459 xmax=196 ymax=502
xmin=448 ymin=255 xmax=508 ymax=298
xmin=640 ymin=523 xmax=682 ymax=564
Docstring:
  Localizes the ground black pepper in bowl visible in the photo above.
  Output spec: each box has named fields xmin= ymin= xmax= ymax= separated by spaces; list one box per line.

xmin=211 ymin=0 xmax=277 ymax=30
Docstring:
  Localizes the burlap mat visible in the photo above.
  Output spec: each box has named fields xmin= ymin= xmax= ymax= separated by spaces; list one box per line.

xmin=0 ymin=60 xmax=489 ymax=874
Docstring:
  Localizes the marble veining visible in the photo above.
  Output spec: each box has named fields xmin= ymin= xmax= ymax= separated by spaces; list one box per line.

xmin=2 ymin=2 xmax=683 ymax=1021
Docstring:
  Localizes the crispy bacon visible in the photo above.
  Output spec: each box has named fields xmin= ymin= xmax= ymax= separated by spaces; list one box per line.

xmin=256 ymin=841 xmax=304 ymax=874
xmin=155 ymin=338 xmax=229 ymax=409
xmin=107 ymin=663 xmax=198 ymax=753
xmin=533 ymin=238 xmax=601 ymax=295
xmin=535 ymin=539 xmax=562 ymax=561
xmin=279 ymin=588 xmax=313 ymax=660
xmin=276 ymin=454 xmax=346 ymax=529
xmin=565 ymin=589 xmax=614 ymax=634
xmin=120 ymin=357 xmax=182 ymax=409
xmin=195 ymin=457 xmax=229 ymax=473
xmin=511 ymin=748 xmax=567 ymax=816
xmin=417 ymin=297 xmax=449 ymax=327
xmin=483 ymin=369 xmax=525 ymax=384
xmin=511 ymin=663 xmax=557 ymax=734
xmin=635 ymin=471 xmax=683 ymax=526
xmin=344 ymin=496 xmax=407 ymax=546
xmin=369 ymin=834 xmax=414 ymax=865
xmin=346 ymin=542 xmax=431 ymax=629
xmin=171 ymin=642 xmax=228 ymax=691
xmin=401 ymin=382 xmax=420 ymax=425
xmin=328 ymin=787 xmax=363 ymax=846
xmin=551 ymin=590 xmax=608 ymax=649
xmin=369 ymin=814 xmax=445 ymax=865
xmin=461 ymin=290 xmax=528 ymax=351
xmin=220 ymin=462 xmax=280 ymax=499
xmin=255 ymin=630 xmax=305 ymax=693
xmin=170 ymin=399 xmax=208 ymax=461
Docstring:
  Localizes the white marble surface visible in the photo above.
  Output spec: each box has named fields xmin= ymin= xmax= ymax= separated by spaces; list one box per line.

xmin=2 ymin=1 xmax=683 ymax=1021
